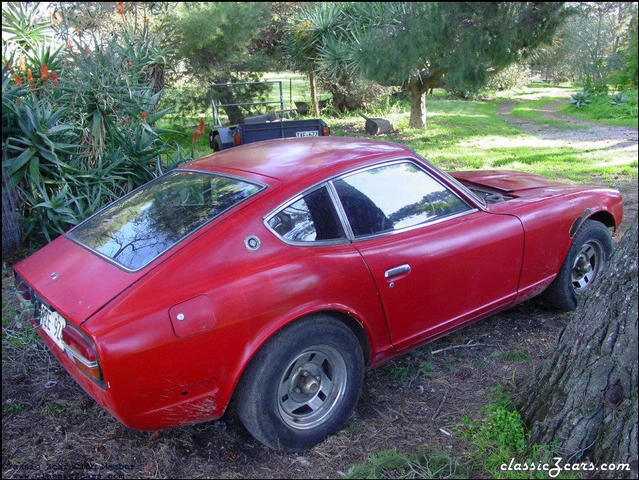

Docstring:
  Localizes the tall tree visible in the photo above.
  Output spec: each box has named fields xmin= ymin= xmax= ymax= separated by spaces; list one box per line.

xmin=286 ymin=4 xmax=345 ymax=117
xmin=315 ymin=2 xmax=570 ymax=129
xmin=518 ymin=216 xmax=638 ymax=476
xmin=169 ymin=2 xmax=271 ymax=124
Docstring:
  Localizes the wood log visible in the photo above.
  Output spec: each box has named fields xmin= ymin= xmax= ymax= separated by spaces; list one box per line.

xmin=359 ymin=113 xmax=393 ymax=135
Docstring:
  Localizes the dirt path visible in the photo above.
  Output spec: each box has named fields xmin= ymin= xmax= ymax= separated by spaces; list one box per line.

xmin=495 ymin=98 xmax=638 ymax=226
xmin=497 ymin=99 xmax=638 ymax=163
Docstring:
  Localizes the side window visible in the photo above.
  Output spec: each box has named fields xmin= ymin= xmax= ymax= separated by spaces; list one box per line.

xmin=333 ymin=162 xmax=470 ymax=237
xmin=267 ymin=186 xmax=345 ymax=243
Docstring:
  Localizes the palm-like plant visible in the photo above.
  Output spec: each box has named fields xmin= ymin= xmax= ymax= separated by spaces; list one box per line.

xmin=570 ymin=91 xmax=591 ymax=108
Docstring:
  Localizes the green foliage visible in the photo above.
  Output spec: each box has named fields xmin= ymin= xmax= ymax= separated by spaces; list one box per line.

xmin=461 ymin=387 xmax=560 ymax=479
xmin=615 ymin=7 xmax=638 ymax=88
xmin=570 ymin=91 xmax=591 ymax=109
xmin=1 ymin=3 xmax=50 ymax=51
xmin=610 ymin=92 xmax=628 ymax=105
xmin=170 ymin=2 xmax=269 ymax=75
xmin=291 ymin=2 xmax=570 ymax=126
xmin=345 ymin=448 xmax=462 ymax=479
xmin=484 ymin=64 xmax=531 ymax=93
xmin=560 ymin=89 xmax=638 ymax=128
xmin=2 ymin=2 xmax=188 ymax=246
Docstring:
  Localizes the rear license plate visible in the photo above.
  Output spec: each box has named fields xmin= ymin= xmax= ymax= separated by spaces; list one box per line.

xmin=295 ymin=131 xmax=318 ymax=137
xmin=40 ymin=305 xmax=65 ymax=351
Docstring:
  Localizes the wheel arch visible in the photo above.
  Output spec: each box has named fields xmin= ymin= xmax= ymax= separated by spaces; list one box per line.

xmin=569 ymin=208 xmax=617 ymax=238
xmin=588 ymin=210 xmax=616 ymax=230
xmin=225 ymin=308 xmax=373 ymax=415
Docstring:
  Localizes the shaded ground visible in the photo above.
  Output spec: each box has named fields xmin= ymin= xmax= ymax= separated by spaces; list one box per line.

xmin=2 ymin=94 xmax=637 ymax=479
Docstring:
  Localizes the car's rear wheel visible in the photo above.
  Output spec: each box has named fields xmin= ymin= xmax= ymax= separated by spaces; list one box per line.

xmin=542 ymin=219 xmax=612 ymax=311
xmin=235 ymin=315 xmax=364 ymax=451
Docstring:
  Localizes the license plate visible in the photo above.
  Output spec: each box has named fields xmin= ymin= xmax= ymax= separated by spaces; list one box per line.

xmin=295 ymin=131 xmax=318 ymax=137
xmin=40 ymin=305 xmax=65 ymax=351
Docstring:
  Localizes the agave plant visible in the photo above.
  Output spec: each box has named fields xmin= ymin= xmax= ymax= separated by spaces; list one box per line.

xmin=570 ymin=91 xmax=591 ymax=109
xmin=3 ymin=2 xmax=189 ymax=247
xmin=610 ymin=92 xmax=627 ymax=106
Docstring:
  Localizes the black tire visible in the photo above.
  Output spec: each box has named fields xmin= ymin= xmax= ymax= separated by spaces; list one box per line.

xmin=541 ymin=219 xmax=613 ymax=311
xmin=234 ymin=315 xmax=365 ymax=452
xmin=212 ymin=134 xmax=222 ymax=152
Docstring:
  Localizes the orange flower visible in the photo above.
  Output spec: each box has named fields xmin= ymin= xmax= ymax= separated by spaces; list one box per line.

xmin=198 ymin=117 xmax=205 ymax=135
xmin=67 ymin=38 xmax=74 ymax=52
xmin=27 ymin=68 xmax=36 ymax=89
xmin=18 ymin=54 xmax=25 ymax=73
xmin=52 ymin=81 xmax=59 ymax=87
xmin=13 ymin=76 xmax=23 ymax=86
xmin=40 ymin=63 xmax=50 ymax=81
xmin=141 ymin=111 xmax=148 ymax=121
xmin=193 ymin=131 xmax=200 ymax=143
xmin=51 ymin=72 xmax=58 ymax=81
xmin=117 ymin=2 xmax=125 ymax=15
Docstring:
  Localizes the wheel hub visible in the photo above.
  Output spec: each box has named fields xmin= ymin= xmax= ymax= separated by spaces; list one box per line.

xmin=570 ymin=240 xmax=602 ymax=293
xmin=277 ymin=346 xmax=347 ymax=430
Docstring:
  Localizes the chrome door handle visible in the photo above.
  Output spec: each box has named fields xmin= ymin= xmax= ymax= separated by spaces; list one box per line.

xmin=384 ymin=264 xmax=411 ymax=279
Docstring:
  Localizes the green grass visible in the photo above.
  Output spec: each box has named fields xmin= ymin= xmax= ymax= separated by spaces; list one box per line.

xmin=262 ymin=71 xmax=331 ymax=105
xmin=330 ymin=95 xmax=637 ymax=183
xmin=511 ymin=98 xmax=586 ymax=130
xmin=460 ymin=387 xmax=578 ymax=479
xmin=558 ymin=90 xmax=638 ymax=129
xmin=345 ymin=448 xmax=462 ymax=479
xmin=160 ymin=85 xmax=637 ymax=186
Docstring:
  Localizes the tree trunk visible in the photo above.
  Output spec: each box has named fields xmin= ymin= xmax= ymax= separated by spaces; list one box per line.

xmin=213 ymin=75 xmax=244 ymax=125
xmin=518 ymin=216 xmax=638 ymax=477
xmin=309 ymin=70 xmax=319 ymax=117
xmin=408 ymin=78 xmax=426 ymax=129
xmin=2 ymin=154 xmax=22 ymax=257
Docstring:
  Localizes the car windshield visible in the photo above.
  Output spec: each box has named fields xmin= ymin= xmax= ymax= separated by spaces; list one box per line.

xmin=68 ymin=170 xmax=263 ymax=271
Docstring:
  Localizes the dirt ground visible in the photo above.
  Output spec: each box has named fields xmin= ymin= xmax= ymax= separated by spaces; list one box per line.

xmin=2 ymin=98 xmax=637 ymax=479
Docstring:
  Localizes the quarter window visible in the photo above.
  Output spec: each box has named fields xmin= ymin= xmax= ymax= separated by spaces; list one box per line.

xmin=333 ymin=162 xmax=470 ymax=237
xmin=267 ymin=186 xmax=345 ymax=243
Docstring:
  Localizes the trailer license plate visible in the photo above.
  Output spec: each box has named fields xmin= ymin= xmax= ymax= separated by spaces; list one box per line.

xmin=41 ymin=305 xmax=65 ymax=351
xmin=296 ymin=131 xmax=318 ymax=137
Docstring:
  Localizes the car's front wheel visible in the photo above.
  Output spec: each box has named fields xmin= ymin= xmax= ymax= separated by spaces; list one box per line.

xmin=542 ymin=219 xmax=613 ymax=311
xmin=235 ymin=315 xmax=365 ymax=451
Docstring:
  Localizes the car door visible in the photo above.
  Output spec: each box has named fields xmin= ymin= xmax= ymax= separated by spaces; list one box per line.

xmin=330 ymin=160 xmax=524 ymax=350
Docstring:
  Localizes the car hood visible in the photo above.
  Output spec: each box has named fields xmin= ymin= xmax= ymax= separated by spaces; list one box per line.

xmin=14 ymin=235 xmax=143 ymax=326
xmin=450 ymin=170 xmax=565 ymax=194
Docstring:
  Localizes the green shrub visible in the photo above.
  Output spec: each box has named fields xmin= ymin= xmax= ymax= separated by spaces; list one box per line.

xmin=570 ymin=91 xmax=591 ymax=109
xmin=2 ymin=3 xmax=188 ymax=246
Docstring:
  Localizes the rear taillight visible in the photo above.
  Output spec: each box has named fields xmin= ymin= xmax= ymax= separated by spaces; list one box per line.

xmin=233 ymin=132 xmax=241 ymax=145
xmin=62 ymin=325 xmax=102 ymax=383
xmin=321 ymin=126 xmax=330 ymax=136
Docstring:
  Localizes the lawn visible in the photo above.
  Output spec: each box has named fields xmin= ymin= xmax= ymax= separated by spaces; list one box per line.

xmin=163 ymin=90 xmax=638 ymax=185
xmin=558 ymin=90 xmax=639 ymax=129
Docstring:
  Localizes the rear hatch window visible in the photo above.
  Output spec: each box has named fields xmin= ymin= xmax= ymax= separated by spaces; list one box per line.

xmin=67 ymin=170 xmax=263 ymax=271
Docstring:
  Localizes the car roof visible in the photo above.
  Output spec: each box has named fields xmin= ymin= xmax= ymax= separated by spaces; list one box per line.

xmin=181 ymin=137 xmax=415 ymax=185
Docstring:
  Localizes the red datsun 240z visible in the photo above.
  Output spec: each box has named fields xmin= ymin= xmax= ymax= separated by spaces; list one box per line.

xmin=14 ymin=137 xmax=623 ymax=451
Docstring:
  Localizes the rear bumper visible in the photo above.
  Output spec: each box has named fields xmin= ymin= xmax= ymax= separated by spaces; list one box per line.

xmin=37 ymin=325 xmax=224 ymax=430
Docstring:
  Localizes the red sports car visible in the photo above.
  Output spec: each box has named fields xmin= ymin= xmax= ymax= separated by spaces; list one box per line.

xmin=14 ymin=137 xmax=622 ymax=451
